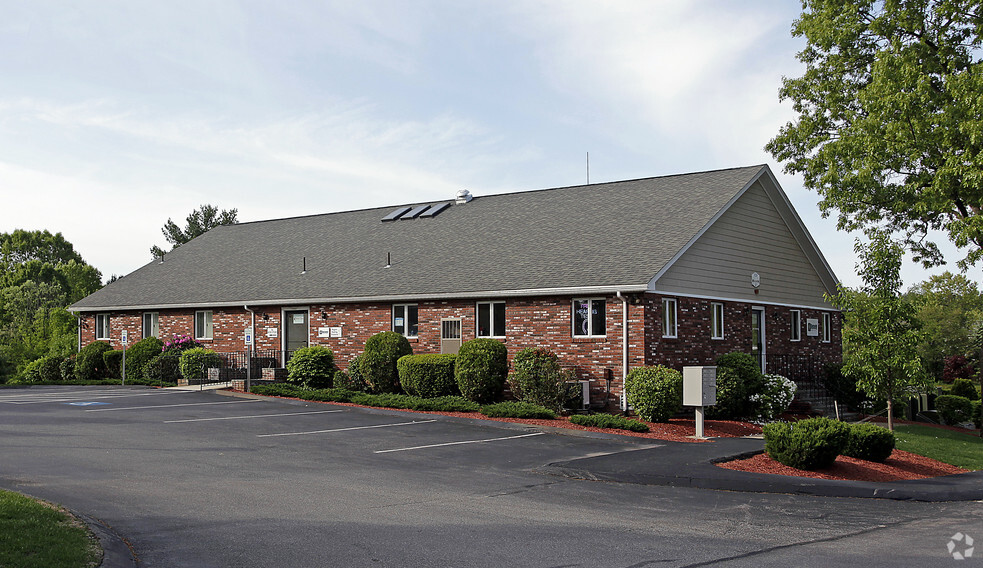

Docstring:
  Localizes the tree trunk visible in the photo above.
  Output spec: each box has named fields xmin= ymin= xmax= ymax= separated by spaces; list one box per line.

xmin=886 ymin=397 xmax=894 ymax=431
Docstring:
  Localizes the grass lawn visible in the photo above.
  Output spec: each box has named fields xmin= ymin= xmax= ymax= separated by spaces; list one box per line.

xmin=0 ymin=490 xmax=101 ymax=568
xmin=893 ymin=424 xmax=983 ymax=471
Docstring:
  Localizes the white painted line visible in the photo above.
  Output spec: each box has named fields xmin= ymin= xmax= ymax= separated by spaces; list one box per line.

xmin=4 ymin=390 xmax=194 ymax=405
xmin=86 ymin=400 xmax=262 ymax=412
xmin=164 ymin=410 xmax=344 ymax=423
xmin=257 ymin=419 xmax=437 ymax=438
xmin=374 ymin=432 xmax=545 ymax=454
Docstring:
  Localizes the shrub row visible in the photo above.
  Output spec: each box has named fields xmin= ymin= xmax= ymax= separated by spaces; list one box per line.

xmin=480 ymin=401 xmax=556 ymax=419
xmin=569 ymin=414 xmax=650 ymax=432
xmin=763 ymin=417 xmax=895 ymax=470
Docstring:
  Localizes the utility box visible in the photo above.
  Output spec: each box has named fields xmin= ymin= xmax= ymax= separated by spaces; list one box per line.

xmin=683 ymin=366 xmax=717 ymax=407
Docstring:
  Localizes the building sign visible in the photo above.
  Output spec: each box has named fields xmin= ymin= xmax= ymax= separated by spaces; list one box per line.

xmin=330 ymin=327 xmax=342 ymax=338
xmin=806 ymin=318 xmax=820 ymax=337
xmin=292 ymin=313 xmax=305 ymax=324
xmin=318 ymin=326 xmax=343 ymax=338
xmin=266 ymin=328 xmax=278 ymax=338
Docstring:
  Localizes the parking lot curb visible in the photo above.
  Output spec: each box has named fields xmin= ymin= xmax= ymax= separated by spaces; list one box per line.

xmin=75 ymin=511 xmax=138 ymax=568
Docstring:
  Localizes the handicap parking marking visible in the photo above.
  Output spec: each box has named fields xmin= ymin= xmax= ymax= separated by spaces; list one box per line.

xmin=65 ymin=401 xmax=111 ymax=406
xmin=257 ymin=419 xmax=437 ymax=438
xmin=374 ymin=432 xmax=545 ymax=454
xmin=164 ymin=409 xmax=345 ymax=424
xmin=85 ymin=399 xmax=263 ymax=412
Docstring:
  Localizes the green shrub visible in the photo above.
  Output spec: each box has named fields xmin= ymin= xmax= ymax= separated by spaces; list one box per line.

xmin=972 ymin=401 xmax=981 ymax=429
xmin=750 ymin=374 xmax=797 ymax=423
xmin=251 ymin=383 xmax=309 ymax=398
xmin=162 ymin=334 xmax=201 ymax=354
xmin=359 ymin=332 xmax=413 ymax=393
xmin=22 ymin=355 xmax=62 ymax=383
xmin=569 ymin=413 xmax=650 ymax=432
xmin=480 ymin=401 xmax=556 ymax=419
xmin=842 ymin=423 xmax=895 ymax=462
xmin=286 ymin=345 xmax=336 ymax=388
xmin=124 ymin=336 xmax=164 ymax=381
xmin=950 ymin=378 xmax=980 ymax=401
xmin=624 ymin=365 xmax=683 ymax=423
xmin=143 ymin=354 xmax=181 ymax=385
xmin=455 ymin=338 xmax=508 ymax=403
xmin=506 ymin=347 xmax=575 ymax=411
xmin=763 ymin=417 xmax=850 ymax=470
xmin=936 ymin=394 xmax=975 ymax=426
xmin=74 ymin=341 xmax=112 ymax=381
xmin=178 ymin=347 xmax=222 ymax=383
xmin=59 ymin=357 xmax=75 ymax=381
xmin=102 ymin=350 xmax=124 ymax=380
xmin=397 ymin=353 xmax=458 ymax=398
xmin=708 ymin=352 xmax=764 ymax=419
xmin=334 ymin=356 xmax=368 ymax=392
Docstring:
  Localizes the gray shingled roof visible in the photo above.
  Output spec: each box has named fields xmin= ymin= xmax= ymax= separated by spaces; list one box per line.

xmin=70 ymin=165 xmax=768 ymax=311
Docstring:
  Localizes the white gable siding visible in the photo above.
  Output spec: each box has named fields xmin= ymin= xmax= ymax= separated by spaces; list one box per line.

xmin=652 ymin=180 xmax=835 ymax=309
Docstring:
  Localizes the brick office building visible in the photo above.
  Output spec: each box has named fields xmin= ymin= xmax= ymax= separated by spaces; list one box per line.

xmin=69 ymin=165 xmax=841 ymax=408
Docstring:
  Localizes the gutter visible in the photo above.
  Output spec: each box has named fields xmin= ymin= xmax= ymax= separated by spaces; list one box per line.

xmin=616 ymin=291 xmax=629 ymax=412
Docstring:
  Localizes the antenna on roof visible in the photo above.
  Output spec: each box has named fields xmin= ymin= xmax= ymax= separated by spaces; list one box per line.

xmin=384 ymin=252 xmax=391 ymax=269
xmin=301 ymin=256 xmax=306 ymax=274
xmin=586 ymin=151 xmax=590 ymax=185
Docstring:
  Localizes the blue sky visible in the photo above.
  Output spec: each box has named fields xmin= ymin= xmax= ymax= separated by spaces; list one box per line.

xmin=1 ymin=1 xmax=978 ymax=289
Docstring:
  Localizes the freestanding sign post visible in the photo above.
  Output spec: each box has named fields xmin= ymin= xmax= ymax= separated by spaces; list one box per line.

xmin=121 ymin=330 xmax=129 ymax=385
xmin=683 ymin=366 xmax=717 ymax=439
xmin=244 ymin=328 xmax=253 ymax=392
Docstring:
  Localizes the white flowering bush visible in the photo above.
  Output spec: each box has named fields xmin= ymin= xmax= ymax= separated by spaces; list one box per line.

xmin=749 ymin=374 xmax=797 ymax=423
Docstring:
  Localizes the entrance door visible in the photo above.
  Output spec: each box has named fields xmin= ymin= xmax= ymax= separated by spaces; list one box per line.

xmin=284 ymin=309 xmax=309 ymax=363
xmin=441 ymin=319 xmax=462 ymax=354
xmin=751 ymin=307 xmax=766 ymax=373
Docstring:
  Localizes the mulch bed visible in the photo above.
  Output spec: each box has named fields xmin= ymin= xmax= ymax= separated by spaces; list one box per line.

xmin=716 ymin=449 xmax=968 ymax=482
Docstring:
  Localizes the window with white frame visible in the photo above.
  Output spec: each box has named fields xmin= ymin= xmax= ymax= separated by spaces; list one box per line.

xmin=143 ymin=312 xmax=159 ymax=339
xmin=790 ymin=309 xmax=801 ymax=341
xmin=822 ymin=312 xmax=831 ymax=343
xmin=477 ymin=301 xmax=506 ymax=337
xmin=195 ymin=310 xmax=213 ymax=340
xmin=95 ymin=314 xmax=110 ymax=340
xmin=572 ymin=298 xmax=606 ymax=337
xmin=392 ymin=304 xmax=418 ymax=337
xmin=711 ymin=302 xmax=724 ymax=340
xmin=662 ymin=298 xmax=677 ymax=338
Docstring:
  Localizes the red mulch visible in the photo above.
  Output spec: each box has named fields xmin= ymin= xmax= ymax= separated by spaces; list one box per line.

xmin=233 ymin=391 xmax=760 ymax=443
xmin=717 ymin=450 xmax=968 ymax=482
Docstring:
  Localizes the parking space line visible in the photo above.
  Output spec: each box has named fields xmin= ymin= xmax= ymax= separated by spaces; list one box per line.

xmin=85 ymin=400 xmax=262 ymax=412
xmin=164 ymin=410 xmax=344 ymax=423
xmin=3 ymin=390 xmax=194 ymax=405
xmin=374 ymin=432 xmax=545 ymax=454
xmin=257 ymin=419 xmax=437 ymax=438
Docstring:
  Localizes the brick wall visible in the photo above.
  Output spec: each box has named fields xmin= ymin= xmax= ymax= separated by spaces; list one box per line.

xmin=77 ymin=292 xmax=840 ymax=401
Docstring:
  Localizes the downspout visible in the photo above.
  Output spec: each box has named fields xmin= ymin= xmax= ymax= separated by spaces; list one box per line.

xmin=76 ymin=313 xmax=82 ymax=353
xmin=244 ymin=305 xmax=255 ymax=393
xmin=616 ymin=291 xmax=629 ymax=412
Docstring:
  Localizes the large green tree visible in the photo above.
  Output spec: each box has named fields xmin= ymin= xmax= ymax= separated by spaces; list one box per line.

xmin=905 ymin=272 xmax=983 ymax=378
xmin=150 ymin=204 xmax=238 ymax=259
xmin=833 ymin=233 xmax=930 ymax=430
xmin=767 ymin=0 xmax=983 ymax=268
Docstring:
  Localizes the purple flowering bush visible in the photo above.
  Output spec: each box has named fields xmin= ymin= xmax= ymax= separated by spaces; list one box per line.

xmin=162 ymin=334 xmax=201 ymax=354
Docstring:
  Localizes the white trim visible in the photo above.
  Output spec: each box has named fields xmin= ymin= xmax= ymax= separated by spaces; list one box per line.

xmin=67 ymin=284 xmax=651 ymax=313
xmin=661 ymin=298 xmax=678 ymax=338
xmin=752 ymin=306 xmax=767 ymax=373
xmin=142 ymin=311 xmax=159 ymax=339
xmin=711 ymin=302 xmax=724 ymax=340
xmin=475 ymin=300 xmax=506 ymax=338
xmin=392 ymin=303 xmax=419 ymax=338
xmin=572 ymin=297 xmax=607 ymax=338
xmin=194 ymin=310 xmax=213 ymax=340
xmin=790 ymin=309 xmax=801 ymax=342
xmin=647 ymin=290 xmax=836 ymax=311
xmin=822 ymin=312 xmax=832 ymax=343
xmin=95 ymin=313 xmax=110 ymax=340
xmin=281 ymin=307 xmax=310 ymax=358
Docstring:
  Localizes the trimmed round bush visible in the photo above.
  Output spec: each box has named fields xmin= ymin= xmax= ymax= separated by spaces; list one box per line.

xmin=59 ymin=357 xmax=75 ymax=381
xmin=455 ymin=338 xmax=508 ymax=403
xmin=286 ymin=345 xmax=336 ymax=389
xmin=178 ymin=347 xmax=222 ymax=384
xmin=708 ymin=352 xmax=764 ymax=420
xmin=75 ymin=341 xmax=112 ymax=381
xmin=397 ymin=353 xmax=458 ymax=398
xmin=950 ymin=378 xmax=980 ymax=401
xmin=102 ymin=350 xmax=124 ymax=380
xmin=936 ymin=394 xmax=975 ymax=426
xmin=750 ymin=374 xmax=797 ymax=423
xmin=842 ymin=423 xmax=895 ymax=462
xmin=506 ymin=347 xmax=574 ymax=412
xmin=624 ymin=365 xmax=683 ymax=423
xmin=124 ymin=336 xmax=164 ymax=381
xmin=143 ymin=354 xmax=181 ymax=385
xmin=763 ymin=417 xmax=850 ymax=470
xmin=22 ymin=355 xmax=62 ymax=383
xmin=359 ymin=332 xmax=413 ymax=394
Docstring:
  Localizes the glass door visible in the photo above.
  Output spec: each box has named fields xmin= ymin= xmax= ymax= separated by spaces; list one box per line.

xmin=751 ymin=307 xmax=766 ymax=373
xmin=283 ymin=309 xmax=309 ymax=363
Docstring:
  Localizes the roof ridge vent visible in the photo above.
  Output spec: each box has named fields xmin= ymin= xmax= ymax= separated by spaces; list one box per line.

xmin=455 ymin=189 xmax=473 ymax=204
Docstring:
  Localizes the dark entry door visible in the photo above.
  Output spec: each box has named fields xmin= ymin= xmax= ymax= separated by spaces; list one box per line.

xmin=751 ymin=307 xmax=766 ymax=373
xmin=284 ymin=310 xmax=308 ymax=362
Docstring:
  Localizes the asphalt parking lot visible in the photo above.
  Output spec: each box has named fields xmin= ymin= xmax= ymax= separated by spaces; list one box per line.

xmin=1 ymin=385 xmax=980 ymax=567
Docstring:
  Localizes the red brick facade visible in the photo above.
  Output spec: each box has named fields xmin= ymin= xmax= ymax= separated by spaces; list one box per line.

xmin=79 ymin=292 xmax=840 ymax=407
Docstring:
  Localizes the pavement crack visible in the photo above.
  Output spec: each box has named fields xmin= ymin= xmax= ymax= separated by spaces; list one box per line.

xmin=486 ymin=480 xmax=566 ymax=497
